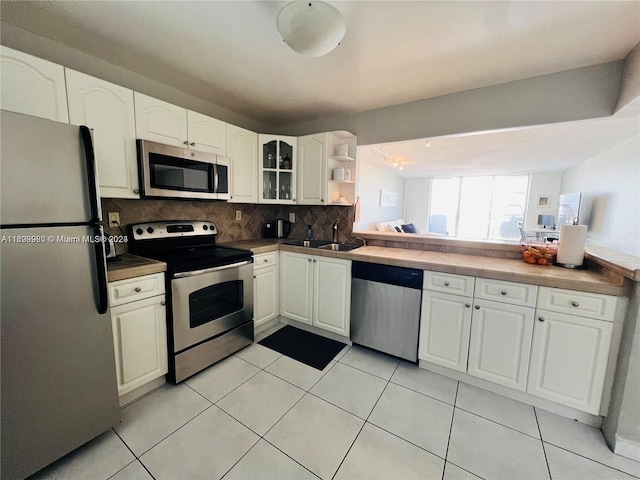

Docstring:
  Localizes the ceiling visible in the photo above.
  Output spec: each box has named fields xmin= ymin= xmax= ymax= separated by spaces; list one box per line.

xmin=1 ymin=1 xmax=638 ymax=177
xmin=360 ymin=99 xmax=640 ymax=178
xmin=1 ymin=1 xmax=639 ymax=128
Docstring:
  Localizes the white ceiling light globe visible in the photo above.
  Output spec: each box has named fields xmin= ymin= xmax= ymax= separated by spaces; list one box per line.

xmin=276 ymin=1 xmax=346 ymax=57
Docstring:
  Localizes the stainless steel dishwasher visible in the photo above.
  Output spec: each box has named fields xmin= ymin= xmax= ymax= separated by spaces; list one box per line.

xmin=350 ymin=261 xmax=423 ymax=362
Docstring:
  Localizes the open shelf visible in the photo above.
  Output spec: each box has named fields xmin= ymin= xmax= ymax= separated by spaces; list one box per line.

xmin=329 ymin=155 xmax=355 ymax=162
xmin=329 ymin=180 xmax=354 ymax=184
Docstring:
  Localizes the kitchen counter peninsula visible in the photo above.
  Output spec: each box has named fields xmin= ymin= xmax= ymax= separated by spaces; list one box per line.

xmin=221 ymin=239 xmax=626 ymax=296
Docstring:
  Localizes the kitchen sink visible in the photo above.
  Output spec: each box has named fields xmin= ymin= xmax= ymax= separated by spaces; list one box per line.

xmin=285 ymin=240 xmax=332 ymax=248
xmin=317 ymin=243 xmax=362 ymax=252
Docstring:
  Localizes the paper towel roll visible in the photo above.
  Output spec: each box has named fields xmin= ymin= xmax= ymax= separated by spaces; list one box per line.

xmin=557 ymin=224 xmax=587 ymax=266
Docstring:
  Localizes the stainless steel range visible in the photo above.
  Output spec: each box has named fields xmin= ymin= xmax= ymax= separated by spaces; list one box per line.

xmin=129 ymin=220 xmax=253 ymax=383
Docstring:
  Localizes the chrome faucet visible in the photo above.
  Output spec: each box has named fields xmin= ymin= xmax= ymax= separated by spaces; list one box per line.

xmin=332 ymin=220 xmax=339 ymax=243
xmin=354 ymin=237 xmax=367 ymax=247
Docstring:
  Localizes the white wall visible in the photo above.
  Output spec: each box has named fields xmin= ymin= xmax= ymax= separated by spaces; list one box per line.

xmin=560 ymin=135 xmax=640 ymax=256
xmin=404 ymin=178 xmax=432 ymax=234
xmin=276 ymin=63 xmax=623 ymax=146
xmin=526 ymin=173 xmax=563 ymax=229
xmin=353 ymin=160 xmax=405 ymax=231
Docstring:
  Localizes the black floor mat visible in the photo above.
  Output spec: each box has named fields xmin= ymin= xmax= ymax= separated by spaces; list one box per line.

xmin=258 ymin=325 xmax=346 ymax=371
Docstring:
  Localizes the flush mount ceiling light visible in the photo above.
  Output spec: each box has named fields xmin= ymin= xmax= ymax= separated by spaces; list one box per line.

xmin=276 ymin=1 xmax=346 ymax=57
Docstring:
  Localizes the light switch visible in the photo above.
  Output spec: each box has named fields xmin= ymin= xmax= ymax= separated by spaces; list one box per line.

xmin=288 ymin=212 xmax=295 ymax=223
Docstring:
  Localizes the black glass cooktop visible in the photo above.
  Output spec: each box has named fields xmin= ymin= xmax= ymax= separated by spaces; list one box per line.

xmin=139 ymin=245 xmax=252 ymax=273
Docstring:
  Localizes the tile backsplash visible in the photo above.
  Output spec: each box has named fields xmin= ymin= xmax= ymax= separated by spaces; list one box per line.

xmin=101 ymin=198 xmax=355 ymax=248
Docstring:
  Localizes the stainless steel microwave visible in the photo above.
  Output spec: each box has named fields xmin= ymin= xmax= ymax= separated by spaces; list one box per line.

xmin=137 ymin=140 xmax=231 ymax=201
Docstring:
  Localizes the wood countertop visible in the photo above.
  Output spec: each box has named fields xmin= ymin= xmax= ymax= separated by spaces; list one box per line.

xmin=107 ymin=254 xmax=167 ymax=282
xmin=222 ymin=239 xmax=626 ymax=296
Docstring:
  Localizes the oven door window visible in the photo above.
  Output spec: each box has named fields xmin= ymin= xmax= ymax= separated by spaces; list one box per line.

xmin=189 ymin=280 xmax=243 ymax=328
xmin=149 ymin=153 xmax=213 ymax=193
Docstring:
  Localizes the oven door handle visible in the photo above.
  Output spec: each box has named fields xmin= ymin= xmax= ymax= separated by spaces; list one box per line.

xmin=173 ymin=260 xmax=252 ymax=278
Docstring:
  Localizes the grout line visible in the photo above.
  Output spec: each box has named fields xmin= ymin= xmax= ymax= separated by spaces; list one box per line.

xmin=541 ymin=440 xmax=640 ymax=479
xmin=331 ymin=360 xmax=402 ymax=479
xmin=388 ymin=378 xmax=457 ymax=407
xmin=261 ymin=438 xmax=323 ymax=480
xmin=453 ymin=405 xmax=542 ymax=441
xmin=441 ymin=381 xmax=460 ymax=480
xmin=218 ymin=436 xmax=262 ymax=480
xmin=109 ymin=430 xmax=158 ymax=480
xmin=534 ymin=408 xmax=553 ymax=480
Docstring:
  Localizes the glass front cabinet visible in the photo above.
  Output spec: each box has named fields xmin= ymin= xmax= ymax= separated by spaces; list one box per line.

xmin=258 ymin=134 xmax=297 ymax=204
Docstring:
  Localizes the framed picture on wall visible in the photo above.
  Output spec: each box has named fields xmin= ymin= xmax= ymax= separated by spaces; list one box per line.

xmin=537 ymin=196 xmax=550 ymax=208
xmin=380 ymin=189 xmax=398 ymax=207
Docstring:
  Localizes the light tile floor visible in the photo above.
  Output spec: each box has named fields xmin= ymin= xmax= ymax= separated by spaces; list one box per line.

xmin=32 ymin=323 xmax=640 ymax=480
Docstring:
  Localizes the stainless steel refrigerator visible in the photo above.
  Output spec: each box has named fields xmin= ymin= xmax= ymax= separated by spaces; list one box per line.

xmin=1 ymin=110 xmax=120 ymax=479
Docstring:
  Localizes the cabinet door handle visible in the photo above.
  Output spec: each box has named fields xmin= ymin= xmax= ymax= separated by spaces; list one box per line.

xmin=133 ymin=189 xmax=140 ymax=194
xmin=313 ymin=259 xmax=317 ymax=263
xmin=474 ymin=305 xmax=480 ymax=310
xmin=134 ymin=287 xmax=142 ymax=292
xmin=161 ymin=301 xmax=166 ymax=306
xmin=465 ymin=303 xmax=471 ymax=308
xmin=571 ymin=301 xmax=580 ymax=307
xmin=444 ymin=282 xmax=450 ymax=287
xmin=263 ymin=259 xmax=268 ymax=262
xmin=253 ymin=275 xmax=256 ymax=279
xmin=308 ymin=258 xmax=312 ymax=262
xmin=292 ymin=198 xmax=296 ymax=202
xmin=538 ymin=317 xmax=545 ymax=322
xmin=321 ymin=199 xmax=324 ymax=203
xmin=190 ymin=142 xmax=195 ymax=146
xmin=501 ymin=290 xmax=507 ymax=295
xmin=183 ymin=140 xmax=188 ymax=145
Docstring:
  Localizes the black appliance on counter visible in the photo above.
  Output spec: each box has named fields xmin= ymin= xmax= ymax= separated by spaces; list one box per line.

xmin=128 ymin=220 xmax=253 ymax=383
xmin=263 ymin=219 xmax=292 ymax=238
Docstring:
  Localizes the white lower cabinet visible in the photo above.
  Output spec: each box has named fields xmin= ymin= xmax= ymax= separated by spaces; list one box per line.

xmin=253 ymin=253 xmax=279 ymax=330
xmin=467 ymin=299 xmax=534 ymax=391
xmin=280 ymin=251 xmax=351 ymax=337
xmin=109 ymin=274 xmax=167 ymax=397
xmin=419 ymin=290 xmax=472 ymax=372
xmin=527 ymin=288 xmax=616 ymax=414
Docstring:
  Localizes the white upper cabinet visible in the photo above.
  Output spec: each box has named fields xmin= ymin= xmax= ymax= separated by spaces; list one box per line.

xmin=187 ymin=110 xmax=226 ymax=155
xmin=227 ymin=124 xmax=258 ymax=203
xmin=296 ymin=131 xmax=357 ymax=206
xmin=297 ymin=133 xmax=327 ymax=205
xmin=0 ymin=46 xmax=69 ymax=122
xmin=134 ymin=93 xmax=227 ymax=155
xmin=259 ymin=134 xmax=297 ymax=204
xmin=66 ymin=69 xmax=139 ymax=199
xmin=134 ymin=92 xmax=188 ymax=147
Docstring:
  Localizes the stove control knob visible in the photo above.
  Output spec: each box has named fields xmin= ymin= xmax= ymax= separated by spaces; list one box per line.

xmin=135 ymin=228 xmax=143 ymax=235
xmin=147 ymin=227 xmax=154 ymax=234
xmin=210 ymin=224 xmax=215 ymax=230
xmin=203 ymin=225 xmax=208 ymax=230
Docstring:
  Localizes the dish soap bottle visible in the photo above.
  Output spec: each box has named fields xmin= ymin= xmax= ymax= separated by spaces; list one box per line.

xmin=306 ymin=224 xmax=313 ymax=241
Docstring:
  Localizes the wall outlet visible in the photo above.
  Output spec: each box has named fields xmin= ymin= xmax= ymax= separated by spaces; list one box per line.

xmin=288 ymin=212 xmax=295 ymax=223
xmin=235 ymin=210 xmax=242 ymax=221
xmin=108 ymin=212 xmax=120 ymax=226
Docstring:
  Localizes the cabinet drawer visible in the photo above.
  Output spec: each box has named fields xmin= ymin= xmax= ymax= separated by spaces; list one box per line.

xmin=109 ymin=272 xmax=165 ymax=307
xmin=475 ymin=278 xmax=538 ymax=308
xmin=537 ymin=287 xmax=617 ymax=322
xmin=254 ymin=252 xmax=277 ymax=271
xmin=423 ymin=271 xmax=474 ymax=297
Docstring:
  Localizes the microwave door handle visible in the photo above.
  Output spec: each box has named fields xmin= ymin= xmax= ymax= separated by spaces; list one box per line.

xmin=80 ymin=125 xmax=102 ymax=223
xmin=213 ymin=163 xmax=219 ymax=194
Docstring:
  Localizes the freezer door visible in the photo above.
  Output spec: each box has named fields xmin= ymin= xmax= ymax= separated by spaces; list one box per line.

xmin=0 ymin=226 xmax=120 ymax=479
xmin=0 ymin=110 xmax=99 ymax=225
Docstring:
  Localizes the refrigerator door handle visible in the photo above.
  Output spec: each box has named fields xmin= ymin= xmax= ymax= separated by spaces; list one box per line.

xmin=94 ymin=225 xmax=109 ymax=314
xmin=80 ymin=125 xmax=102 ymax=223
